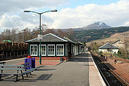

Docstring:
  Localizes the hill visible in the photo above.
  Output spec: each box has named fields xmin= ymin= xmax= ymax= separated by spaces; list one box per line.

xmin=60 ymin=22 xmax=111 ymax=31
xmin=82 ymin=22 xmax=111 ymax=30
xmin=87 ymin=31 xmax=129 ymax=45
xmin=1 ymin=25 xmax=129 ymax=44
xmin=72 ymin=26 xmax=129 ymax=42
xmin=86 ymin=30 xmax=129 ymax=59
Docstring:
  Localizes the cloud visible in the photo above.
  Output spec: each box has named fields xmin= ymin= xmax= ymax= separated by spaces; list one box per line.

xmin=0 ymin=0 xmax=129 ymax=31
xmin=0 ymin=0 xmax=66 ymax=14
xmin=47 ymin=0 xmax=129 ymax=28
xmin=123 ymin=21 xmax=129 ymax=26
xmin=0 ymin=0 xmax=67 ymax=31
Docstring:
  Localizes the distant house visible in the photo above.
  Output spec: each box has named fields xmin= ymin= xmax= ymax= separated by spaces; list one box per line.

xmin=99 ymin=43 xmax=119 ymax=54
xmin=26 ymin=33 xmax=85 ymax=62
xmin=112 ymin=40 xmax=125 ymax=48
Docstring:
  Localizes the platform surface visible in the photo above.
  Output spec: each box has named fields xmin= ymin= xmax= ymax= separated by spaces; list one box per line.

xmin=0 ymin=52 xmax=105 ymax=86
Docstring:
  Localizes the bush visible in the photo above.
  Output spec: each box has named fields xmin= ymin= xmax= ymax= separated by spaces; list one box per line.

xmin=116 ymin=49 xmax=128 ymax=59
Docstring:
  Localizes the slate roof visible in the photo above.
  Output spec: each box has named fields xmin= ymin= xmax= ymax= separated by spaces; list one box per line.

xmin=63 ymin=37 xmax=75 ymax=43
xmin=26 ymin=33 xmax=68 ymax=43
xmin=63 ymin=37 xmax=83 ymax=45
xmin=99 ymin=42 xmax=118 ymax=49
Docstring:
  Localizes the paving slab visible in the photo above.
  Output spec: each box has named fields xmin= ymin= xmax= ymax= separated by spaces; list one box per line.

xmin=0 ymin=52 xmax=105 ymax=86
xmin=88 ymin=52 xmax=106 ymax=86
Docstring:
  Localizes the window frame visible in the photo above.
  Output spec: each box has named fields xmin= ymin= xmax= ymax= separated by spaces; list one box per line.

xmin=39 ymin=44 xmax=46 ymax=56
xmin=30 ymin=44 xmax=38 ymax=56
xmin=56 ymin=44 xmax=64 ymax=56
xmin=47 ymin=44 xmax=55 ymax=56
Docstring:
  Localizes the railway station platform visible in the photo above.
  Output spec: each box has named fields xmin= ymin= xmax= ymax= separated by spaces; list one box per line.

xmin=0 ymin=52 xmax=106 ymax=86
xmin=88 ymin=52 xmax=106 ymax=86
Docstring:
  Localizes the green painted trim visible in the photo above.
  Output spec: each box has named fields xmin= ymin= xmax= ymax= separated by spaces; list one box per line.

xmin=46 ymin=44 xmax=48 ymax=56
xmin=55 ymin=44 xmax=57 ymax=56
xmin=64 ymin=43 xmax=67 ymax=56
xmin=28 ymin=45 xmax=30 ymax=56
xmin=38 ymin=43 xmax=39 ymax=57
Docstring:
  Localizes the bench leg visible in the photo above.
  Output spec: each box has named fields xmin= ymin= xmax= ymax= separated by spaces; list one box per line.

xmin=26 ymin=73 xmax=31 ymax=77
xmin=26 ymin=73 xmax=29 ymax=77
xmin=17 ymin=70 xmax=19 ymax=74
xmin=29 ymin=72 xmax=32 ymax=75
xmin=15 ymin=75 xmax=19 ymax=82
xmin=0 ymin=74 xmax=3 ymax=81
xmin=21 ymin=75 xmax=24 ymax=80
xmin=0 ymin=70 xmax=4 ymax=80
xmin=20 ymin=71 xmax=24 ymax=80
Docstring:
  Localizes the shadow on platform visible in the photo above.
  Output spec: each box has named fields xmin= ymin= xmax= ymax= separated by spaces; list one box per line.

xmin=69 ymin=57 xmax=93 ymax=62
xmin=36 ymin=69 xmax=56 ymax=71
xmin=37 ymin=74 xmax=52 ymax=80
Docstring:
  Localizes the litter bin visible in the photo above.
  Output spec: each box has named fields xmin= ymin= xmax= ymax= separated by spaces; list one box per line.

xmin=31 ymin=58 xmax=35 ymax=68
xmin=24 ymin=58 xmax=32 ymax=69
xmin=24 ymin=57 xmax=35 ymax=69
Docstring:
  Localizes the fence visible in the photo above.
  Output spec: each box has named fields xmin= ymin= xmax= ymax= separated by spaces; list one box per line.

xmin=0 ymin=42 xmax=28 ymax=61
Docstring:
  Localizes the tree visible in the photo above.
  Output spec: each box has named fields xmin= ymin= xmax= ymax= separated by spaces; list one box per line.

xmin=11 ymin=28 xmax=17 ymax=42
xmin=22 ymin=28 xmax=32 ymax=41
xmin=43 ymin=29 xmax=55 ymax=34
xmin=117 ymin=48 xmax=128 ymax=59
xmin=2 ymin=29 xmax=11 ymax=40
xmin=57 ymin=29 xmax=67 ymax=37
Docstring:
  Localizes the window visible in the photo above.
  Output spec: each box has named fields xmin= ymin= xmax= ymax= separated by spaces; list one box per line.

xmin=30 ymin=44 xmax=38 ymax=56
xmin=39 ymin=44 xmax=46 ymax=56
xmin=56 ymin=44 xmax=64 ymax=56
xmin=48 ymin=44 xmax=55 ymax=56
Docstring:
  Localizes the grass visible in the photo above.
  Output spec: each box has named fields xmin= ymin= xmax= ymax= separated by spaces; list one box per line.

xmin=114 ymin=54 xmax=129 ymax=60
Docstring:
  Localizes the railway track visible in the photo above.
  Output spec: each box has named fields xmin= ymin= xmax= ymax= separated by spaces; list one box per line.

xmin=92 ymin=54 xmax=128 ymax=86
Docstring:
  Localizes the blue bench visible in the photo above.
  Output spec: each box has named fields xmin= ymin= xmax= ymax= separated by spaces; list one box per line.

xmin=0 ymin=63 xmax=36 ymax=81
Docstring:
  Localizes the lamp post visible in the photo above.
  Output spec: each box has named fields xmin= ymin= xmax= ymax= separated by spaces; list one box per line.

xmin=24 ymin=9 xmax=57 ymax=64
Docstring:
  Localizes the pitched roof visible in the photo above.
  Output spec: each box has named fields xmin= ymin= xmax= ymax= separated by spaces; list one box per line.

xmin=99 ymin=42 xmax=118 ymax=49
xmin=63 ymin=37 xmax=75 ymax=43
xmin=63 ymin=37 xmax=83 ymax=45
xmin=26 ymin=33 xmax=68 ymax=43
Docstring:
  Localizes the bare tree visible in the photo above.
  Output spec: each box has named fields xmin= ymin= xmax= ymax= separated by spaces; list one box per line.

xmin=1 ymin=29 xmax=11 ymax=41
xmin=11 ymin=28 xmax=17 ymax=42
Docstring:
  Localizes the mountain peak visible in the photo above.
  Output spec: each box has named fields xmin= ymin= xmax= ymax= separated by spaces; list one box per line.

xmin=95 ymin=21 xmax=105 ymax=25
xmin=83 ymin=22 xmax=111 ymax=30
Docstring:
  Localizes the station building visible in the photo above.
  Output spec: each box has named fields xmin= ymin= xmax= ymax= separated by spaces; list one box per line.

xmin=99 ymin=42 xmax=119 ymax=54
xmin=26 ymin=33 xmax=85 ymax=61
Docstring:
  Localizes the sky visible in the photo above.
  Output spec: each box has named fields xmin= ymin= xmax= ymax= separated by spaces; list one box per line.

xmin=0 ymin=0 xmax=129 ymax=32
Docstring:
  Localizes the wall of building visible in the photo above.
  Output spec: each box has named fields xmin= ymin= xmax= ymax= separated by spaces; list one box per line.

xmin=112 ymin=49 xmax=119 ymax=53
xmin=99 ymin=49 xmax=118 ymax=54
xmin=35 ymin=56 xmax=68 ymax=61
xmin=29 ymin=43 xmax=66 ymax=57
xmin=99 ymin=49 xmax=107 ymax=53
xmin=29 ymin=42 xmax=85 ymax=61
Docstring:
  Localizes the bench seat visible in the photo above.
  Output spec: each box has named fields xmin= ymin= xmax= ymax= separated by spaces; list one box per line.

xmin=0 ymin=64 xmax=36 ymax=81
